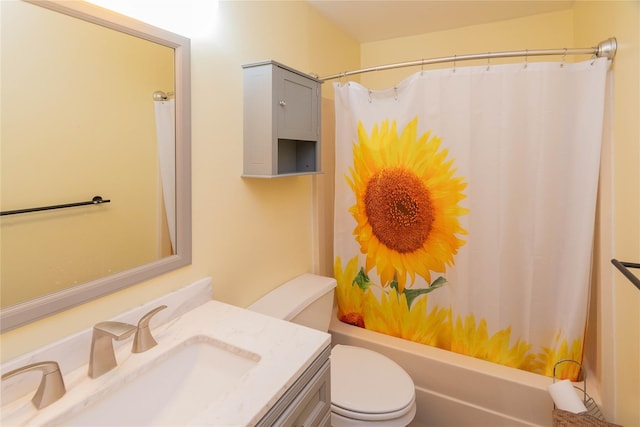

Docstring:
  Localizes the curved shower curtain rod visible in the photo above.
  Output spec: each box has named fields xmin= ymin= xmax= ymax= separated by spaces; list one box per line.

xmin=318 ymin=37 xmax=617 ymax=82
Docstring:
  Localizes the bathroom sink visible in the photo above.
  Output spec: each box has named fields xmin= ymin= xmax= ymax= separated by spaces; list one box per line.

xmin=57 ymin=336 xmax=260 ymax=426
xmin=2 ymin=297 xmax=330 ymax=427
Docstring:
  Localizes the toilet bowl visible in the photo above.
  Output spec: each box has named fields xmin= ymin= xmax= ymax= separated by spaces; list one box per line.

xmin=330 ymin=344 xmax=416 ymax=427
xmin=248 ymin=274 xmax=416 ymax=426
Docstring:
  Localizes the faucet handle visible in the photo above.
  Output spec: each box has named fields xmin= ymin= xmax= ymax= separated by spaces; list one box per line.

xmin=2 ymin=361 xmax=66 ymax=409
xmin=132 ymin=305 xmax=167 ymax=353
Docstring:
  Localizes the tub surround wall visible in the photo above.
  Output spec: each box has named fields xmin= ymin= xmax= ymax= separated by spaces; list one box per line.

xmin=330 ymin=313 xmax=554 ymax=427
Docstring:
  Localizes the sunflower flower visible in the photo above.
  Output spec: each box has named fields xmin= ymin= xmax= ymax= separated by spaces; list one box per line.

xmin=335 ymin=256 xmax=367 ymax=327
xmin=363 ymin=287 xmax=451 ymax=348
xmin=450 ymin=314 xmax=490 ymax=359
xmin=346 ymin=118 xmax=468 ymax=291
xmin=450 ymin=313 xmax=536 ymax=370
xmin=486 ymin=328 xmax=535 ymax=370
xmin=532 ymin=331 xmax=584 ymax=380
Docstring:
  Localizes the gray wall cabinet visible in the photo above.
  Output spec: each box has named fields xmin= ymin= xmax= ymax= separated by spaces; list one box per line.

xmin=242 ymin=60 xmax=322 ymax=177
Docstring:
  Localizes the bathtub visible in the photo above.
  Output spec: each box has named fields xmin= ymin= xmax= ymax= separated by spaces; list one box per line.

xmin=329 ymin=311 xmax=555 ymax=427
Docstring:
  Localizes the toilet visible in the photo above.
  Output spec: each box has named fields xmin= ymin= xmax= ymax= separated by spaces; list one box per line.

xmin=248 ymin=274 xmax=416 ymax=427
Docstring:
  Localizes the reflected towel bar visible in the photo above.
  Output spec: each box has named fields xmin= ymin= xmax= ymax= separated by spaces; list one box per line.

xmin=611 ymin=259 xmax=640 ymax=291
xmin=0 ymin=196 xmax=110 ymax=216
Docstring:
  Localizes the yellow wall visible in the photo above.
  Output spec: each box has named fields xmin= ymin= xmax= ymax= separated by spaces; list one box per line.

xmin=573 ymin=2 xmax=640 ymax=425
xmin=359 ymin=10 xmax=575 ymax=89
xmin=0 ymin=1 xmax=359 ymax=359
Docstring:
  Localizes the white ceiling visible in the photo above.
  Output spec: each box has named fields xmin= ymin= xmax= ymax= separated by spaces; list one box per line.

xmin=307 ymin=1 xmax=574 ymax=43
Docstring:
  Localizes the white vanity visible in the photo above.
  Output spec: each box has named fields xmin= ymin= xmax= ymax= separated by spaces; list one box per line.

xmin=0 ymin=278 xmax=331 ymax=426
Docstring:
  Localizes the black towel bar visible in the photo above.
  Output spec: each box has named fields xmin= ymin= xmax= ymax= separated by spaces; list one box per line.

xmin=611 ymin=259 xmax=640 ymax=291
xmin=0 ymin=196 xmax=110 ymax=216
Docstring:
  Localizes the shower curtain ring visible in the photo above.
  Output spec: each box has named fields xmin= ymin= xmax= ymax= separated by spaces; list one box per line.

xmin=486 ymin=53 xmax=491 ymax=71
xmin=453 ymin=55 xmax=457 ymax=73
xmin=524 ymin=49 xmax=528 ymax=69
xmin=561 ymin=48 xmax=567 ymax=68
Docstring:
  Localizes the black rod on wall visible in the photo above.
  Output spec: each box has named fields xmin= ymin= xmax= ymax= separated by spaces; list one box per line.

xmin=0 ymin=196 xmax=110 ymax=216
xmin=611 ymin=259 xmax=640 ymax=291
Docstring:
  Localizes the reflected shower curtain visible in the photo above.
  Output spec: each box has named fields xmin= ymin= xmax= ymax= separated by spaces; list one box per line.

xmin=333 ymin=58 xmax=610 ymax=378
xmin=154 ymin=99 xmax=176 ymax=252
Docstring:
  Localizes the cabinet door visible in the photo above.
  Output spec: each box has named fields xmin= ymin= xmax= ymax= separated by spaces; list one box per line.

xmin=256 ymin=347 xmax=331 ymax=427
xmin=274 ymin=359 xmax=331 ymax=427
xmin=276 ymin=66 xmax=319 ymax=142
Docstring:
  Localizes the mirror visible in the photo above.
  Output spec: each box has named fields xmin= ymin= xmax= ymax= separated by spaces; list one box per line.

xmin=0 ymin=0 xmax=192 ymax=332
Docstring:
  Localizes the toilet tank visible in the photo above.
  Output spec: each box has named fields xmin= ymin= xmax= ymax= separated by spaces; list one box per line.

xmin=247 ymin=274 xmax=336 ymax=332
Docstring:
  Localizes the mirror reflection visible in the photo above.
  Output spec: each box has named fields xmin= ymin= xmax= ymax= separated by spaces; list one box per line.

xmin=0 ymin=0 xmax=189 ymax=324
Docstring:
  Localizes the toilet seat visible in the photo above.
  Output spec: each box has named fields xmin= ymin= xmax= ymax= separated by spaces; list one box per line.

xmin=332 ymin=398 xmax=416 ymax=421
xmin=331 ymin=404 xmax=416 ymax=427
xmin=330 ymin=345 xmax=416 ymax=421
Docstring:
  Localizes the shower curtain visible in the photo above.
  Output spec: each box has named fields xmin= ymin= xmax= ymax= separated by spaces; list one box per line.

xmin=154 ymin=98 xmax=176 ymax=252
xmin=333 ymin=58 xmax=610 ymax=379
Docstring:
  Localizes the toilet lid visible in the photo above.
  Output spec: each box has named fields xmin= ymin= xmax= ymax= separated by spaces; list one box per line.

xmin=330 ymin=345 xmax=415 ymax=415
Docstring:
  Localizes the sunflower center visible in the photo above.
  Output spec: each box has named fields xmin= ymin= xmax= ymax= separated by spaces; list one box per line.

xmin=340 ymin=312 xmax=365 ymax=328
xmin=364 ymin=168 xmax=434 ymax=253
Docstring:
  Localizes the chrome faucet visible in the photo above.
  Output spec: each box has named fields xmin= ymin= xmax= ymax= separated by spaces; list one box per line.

xmin=1 ymin=361 xmax=66 ymax=409
xmin=132 ymin=305 xmax=167 ymax=353
xmin=88 ymin=321 xmax=136 ymax=378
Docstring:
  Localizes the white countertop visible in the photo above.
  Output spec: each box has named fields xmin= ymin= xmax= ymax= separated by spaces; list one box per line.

xmin=1 ymin=278 xmax=331 ymax=426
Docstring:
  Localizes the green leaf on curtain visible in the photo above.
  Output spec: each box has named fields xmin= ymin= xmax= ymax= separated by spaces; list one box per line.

xmin=402 ymin=276 xmax=448 ymax=308
xmin=353 ymin=268 xmax=373 ymax=291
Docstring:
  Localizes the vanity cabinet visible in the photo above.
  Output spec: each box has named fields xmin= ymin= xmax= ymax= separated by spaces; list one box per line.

xmin=257 ymin=346 xmax=331 ymax=427
xmin=242 ymin=60 xmax=322 ymax=178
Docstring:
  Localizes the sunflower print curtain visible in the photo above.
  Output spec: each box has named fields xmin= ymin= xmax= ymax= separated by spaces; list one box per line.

xmin=333 ymin=58 xmax=610 ymax=379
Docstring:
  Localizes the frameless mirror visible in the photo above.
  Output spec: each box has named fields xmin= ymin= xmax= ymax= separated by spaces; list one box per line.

xmin=0 ymin=0 xmax=192 ymax=332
